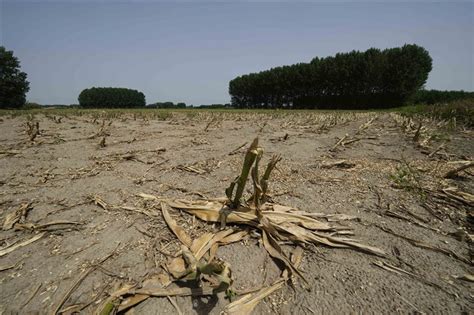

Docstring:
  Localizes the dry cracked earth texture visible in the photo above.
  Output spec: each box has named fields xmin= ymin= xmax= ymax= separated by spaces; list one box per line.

xmin=0 ymin=111 xmax=472 ymax=314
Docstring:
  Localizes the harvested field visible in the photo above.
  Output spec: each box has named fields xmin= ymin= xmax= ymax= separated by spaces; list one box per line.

xmin=0 ymin=110 xmax=472 ymax=314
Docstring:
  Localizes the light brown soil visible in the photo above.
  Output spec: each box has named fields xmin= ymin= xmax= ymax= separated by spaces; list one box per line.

xmin=0 ymin=111 xmax=472 ymax=314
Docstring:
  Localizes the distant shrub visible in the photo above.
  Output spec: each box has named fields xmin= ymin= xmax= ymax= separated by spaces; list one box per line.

xmin=153 ymin=111 xmax=173 ymax=120
xmin=23 ymin=102 xmax=42 ymax=109
xmin=401 ymin=98 xmax=474 ymax=127
xmin=413 ymin=90 xmax=474 ymax=105
xmin=78 ymin=87 xmax=146 ymax=108
xmin=149 ymin=101 xmax=187 ymax=109
xmin=427 ymin=99 xmax=474 ymax=126
xmin=199 ymin=104 xmax=233 ymax=109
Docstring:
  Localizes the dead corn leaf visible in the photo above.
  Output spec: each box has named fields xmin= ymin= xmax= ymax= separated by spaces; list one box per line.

xmin=3 ymin=202 xmax=32 ymax=230
xmin=224 ymin=246 xmax=304 ymax=315
xmin=161 ymin=202 xmax=192 ymax=247
xmin=162 ymin=198 xmax=386 ymax=257
xmin=454 ymin=274 xmax=474 ymax=282
xmin=223 ymin=279 xmax=285 ymax=315
xmin=0 ymin=233 xmax=45 ymax=257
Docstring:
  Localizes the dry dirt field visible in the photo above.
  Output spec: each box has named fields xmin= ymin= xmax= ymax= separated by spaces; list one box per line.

xmin=0 ymin=110 xmax=472 ymax=314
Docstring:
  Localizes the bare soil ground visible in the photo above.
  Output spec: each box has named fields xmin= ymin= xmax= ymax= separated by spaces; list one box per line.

xmin=0 ymin=110 xmax=472 ymax=314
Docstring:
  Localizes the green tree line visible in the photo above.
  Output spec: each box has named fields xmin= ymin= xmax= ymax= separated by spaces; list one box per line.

xmin=4 ymin=44 xmax=473 ymax=110
xmin=229 ymin=44 xmax=433 ymax=109
xmin=78 ymin=87 xmax=146 ymax=108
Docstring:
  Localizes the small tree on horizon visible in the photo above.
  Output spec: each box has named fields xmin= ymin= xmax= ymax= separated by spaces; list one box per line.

xmin=0 ymin=46 xmax=30 ymax=108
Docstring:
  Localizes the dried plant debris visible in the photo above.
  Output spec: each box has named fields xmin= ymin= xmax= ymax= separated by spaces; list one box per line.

xmin=161 ymin=139 xmax=384 ymax=257
xmin=3 ymin=202 xmax=33 ymax=230
xmin=88 ymin=120 xmax=110 ymax=139
xmin=94 ymin=205 xmax=242 ymax=314
xmin=98 ymin=136 xmax=107 ymax=148
xmin=204 ymin=117 xmax=222 ymax=131
xmin=3 ymin=112 xmax=471 ymax=313
xmin=373 ymin=261 xmax=454 ymax=296
xmin=175 ymin=164 xmax=207 ymax=175
xmin=228 ymin=142 xmax=248 ymax=156
xmin=90 ymin=194 xmax=160 ymax=217
xmin=0 ymin=233 xmax=46 ymax=257
xmin=330 ymin=134 xmax=349 ymax=152
xmin=443 ymin=160 xmax=473 ymax=179
xmin=413 ymin=122 xmax=423 ymax=142
xmin=13 ymin=220 xmax=83 ymax=232
xmin=92 ymin=138 xmax=387 ymax=313
xmin=53 ymin=245 xmax=120 ymax=315
xmin=454 ymin=274 xmax=474 ymax=282
xmin=270 ymin=133 xmax=290 ymax=142
xmin=319 ymin=159 xmax=356 ymax=169
xmin=223 ymin=247 xmax=304 ymax=315
xmin=0 ymin=150 xmax=22 ymax=156
xmin=26 ymin=121 xmax=40 ymax=141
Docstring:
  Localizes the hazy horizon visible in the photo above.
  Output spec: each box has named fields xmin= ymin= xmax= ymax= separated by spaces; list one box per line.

xmin=2 ymin=1 xmax=473 ymax=105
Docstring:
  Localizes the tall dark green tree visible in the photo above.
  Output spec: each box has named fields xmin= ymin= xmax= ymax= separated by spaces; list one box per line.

xmin=229 ymin=44 xmax=433 ymax=109
xmin=0 ymin=47 xmax=30 ymax=108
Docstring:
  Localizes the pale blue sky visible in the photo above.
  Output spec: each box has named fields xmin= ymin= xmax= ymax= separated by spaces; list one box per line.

xmin=1 ymin=1 xmax=473 ymax=105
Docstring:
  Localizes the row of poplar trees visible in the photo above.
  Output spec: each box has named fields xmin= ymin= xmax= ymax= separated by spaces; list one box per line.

xmin=229 ymin=44 xmax=433 ymax=109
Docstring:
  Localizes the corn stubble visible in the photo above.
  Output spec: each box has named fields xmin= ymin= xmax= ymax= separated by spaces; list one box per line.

xmin=98 ymin=138 xmax=385 ymax=315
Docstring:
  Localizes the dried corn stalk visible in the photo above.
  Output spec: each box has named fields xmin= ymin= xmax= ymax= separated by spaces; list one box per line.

xmin=152 ymin=138 xmax=385 ymax=283
xmin=98 ymin=138 xmax=385 ymax=314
